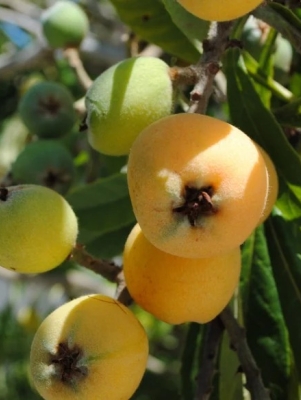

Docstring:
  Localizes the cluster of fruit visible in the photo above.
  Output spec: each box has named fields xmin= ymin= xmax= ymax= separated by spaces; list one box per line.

xmin=13 ymin=81 xmax=76 ymax=194
xmin=124 ymin=113 xmax=278 ymax=323
xmin=1 ymin=0 xmax=279 ymax=399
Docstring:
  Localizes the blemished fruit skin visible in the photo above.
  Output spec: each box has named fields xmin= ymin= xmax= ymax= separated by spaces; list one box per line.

xmin=177 ymin=0 xmax=263 ymax=22
xmin=123 ymin=224 xmax=241 ymax=324
xmin=18 ymin=81 xmax=76 ymax=139
xmin=256 ymin=145 xmax=278 ymax=224
xmin=128 ymin=113 xmax=268 ymax=259
xmin=85 ymin=56 xmax=174 ymax=156
xmin=0 ymin=184 xmax=78 ymax=273
xmin=30 ymin=294 xmax=149 ymax=400
xmin=11 ymin=141 xmax=76 ymax=195
xmin=41 ymin=1 xmax=89 ymax=49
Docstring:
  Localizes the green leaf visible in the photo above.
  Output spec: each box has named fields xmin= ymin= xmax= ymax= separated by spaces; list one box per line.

xmin=218 ymin=331 xmax=243 ymax=400
xmin=66 ymin=173 xmax=129 ymax=210
xmin=162 ymin=0 xmax=209 ymax=52
xmin=67 ymin=172 xmax=136 ymax=251
xmin=273 ymin=97 xmax=301 ymax=128
xmin=180 ymin=323 xmax=202 ymax=400
xmin=242 ymin=50 xmax=293 ymax=102
xmin=240 ymin=225 xmax=291 ymax=400
xmin=267 ymin=2 xmax=301 ymax=33
xmin=109 ymin=0 xmax=201 ymax=63
xmin=225 ymin=47 xmax=301 ymax=220
xmin=276 ymin=181 xmax=301 ymax=220
xmin=76 ymin=195 xmax=135 ymax=234
xmin=265 ymin=215 xmax=301 ymax=380
xmin=254 ymin=28 xmax=278 ymax=108
xmin=254 ymin=5 xmax=301 ymax=54
xmin=83 ymin=224 xmax=135 ymax=258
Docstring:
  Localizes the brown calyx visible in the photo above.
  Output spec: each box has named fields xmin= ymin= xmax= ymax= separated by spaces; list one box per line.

xmin=43 ymin=169 xmax=71 ymax=188
xmin=173 ymin=185 xmax=216 ymax=227
xmin=0 ymin=187 xmax=9 ymax=201
xmin=50 ymin=342 xmax=88 ymax=385
xmin=38 ymin=95 xmax=61 ymax=116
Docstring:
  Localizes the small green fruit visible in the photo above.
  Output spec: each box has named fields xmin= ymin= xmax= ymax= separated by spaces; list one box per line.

xmin=18 ymin=82 xmax=76 ymax=139
xmin=11 ymin=141 xmax=76 ymax=194
xmin=85 ymin=56 xmax=174 ymax=156
xmin=0 ymin=184 xmax=78 ymax=274
xmin=41 ymin=0 xmax=89 ymax=49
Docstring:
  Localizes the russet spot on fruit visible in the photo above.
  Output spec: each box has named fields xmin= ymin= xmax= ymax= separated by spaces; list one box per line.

xmin=177 ymin=0 xmax=263 ymax=22
xmin=30 ymin=294 xmax=149 ymax=400
xmin=127 ymin=113 xmax=268 ymax=259
xmin=0 ymin=184 xmax=78 ymax=273
xmin=123 ymin=224 xmax=241 ymax=324
xmin=85 ymin=56 xmax=174 ymax=156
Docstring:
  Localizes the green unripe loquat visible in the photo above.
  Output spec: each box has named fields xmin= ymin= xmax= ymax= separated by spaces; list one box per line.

xmin=0 ymin=184 xmax=78 ymax=274
xmin=18 ymin=82 xmax=76 ymax=139
xmin=41 ymin=1 xmax=89 ymax=49
xmin=11 ymin=141 xmax=76 ymax=195
xmin=85 ymin=56 xmax=174 ymax=156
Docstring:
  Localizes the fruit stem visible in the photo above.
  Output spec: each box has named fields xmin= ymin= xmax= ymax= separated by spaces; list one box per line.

xmin=188 ymin=21 xmax=234 ymax=114
xmin=220 ymin=307 xmax=271 ymax=400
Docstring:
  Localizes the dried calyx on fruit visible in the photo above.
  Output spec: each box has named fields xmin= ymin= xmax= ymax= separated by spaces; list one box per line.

xmin=127 ymin=113 xmax=269 ymax=258
xmin=18 ymin=82 xmax=76 ymax=139
xmin=30 ymin=294 xmax=148 ymax=400
xmin=11 ymin=141 xmax=76 ymax=195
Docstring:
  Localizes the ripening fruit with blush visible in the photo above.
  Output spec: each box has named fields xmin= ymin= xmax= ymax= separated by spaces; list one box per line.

xmin=41 ymin=0 xmax=89 ymax=49
xmin=85 ymin=56 xmax=174 ymax=156
xmin=124 ymin=224 xmax=241 ymax=324
xmin=177 ymin=0 xmax=263 ymax=21
xmin=128 ymin=113 xmax=268 ymax=259
xmin=30 ymin=294 xmax=149 ymax=400
xmin=11 ymin=141 xmax=76 ymax=194
xmin=256 ymin=145 xmax=278 ymax=224
xmin=18 ymin=81 xmax=76 ymax=139
xmin=0 ymin=184 xmax=78 ymax=273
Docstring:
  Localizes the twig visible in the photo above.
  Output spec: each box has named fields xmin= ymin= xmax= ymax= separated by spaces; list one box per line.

xmin=195 ymin=318 xmax=224 ymax=400
xmin=220 ymin=306 xmax=271 ymax=400
xmin=63 ymin=48 xmax=93 ymax=91
xmin=71 ymin=244 xmax=131 ymax=305
xmin=188 ymin=21 xmax=234 ymax=114
xmin=71 ymin=243 xmax=120 ymax=282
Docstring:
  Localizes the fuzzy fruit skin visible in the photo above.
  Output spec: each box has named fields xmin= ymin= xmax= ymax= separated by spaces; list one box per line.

xmin=124 ymin=224 xmax=241 ymax=324
xmin=128 ymin=113 xmax=268 ymax=259
xmin=0 ymin=184 xmax=78 ymax=273
xmin=11 ymin=141 xmax=75 ymax=194
xmin=41 ymin=1 xmax=89 ymax=49
xmin=85 ymin=56 xmax=174 ymax=156
xmin=18 ymin=81 xmax=76 ymax=139
xmin=256 ymin=145 xmax=278 ymax=224
xmin=30 ymin=294 xmax=149 ymax=400
xmin=177 ymin=0 xmax=263 ymax=21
